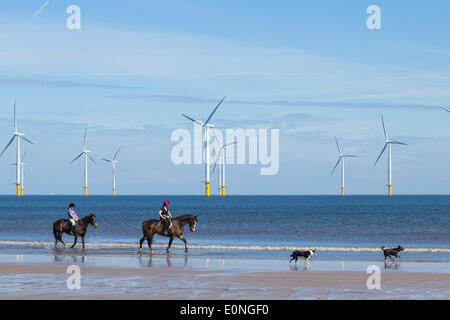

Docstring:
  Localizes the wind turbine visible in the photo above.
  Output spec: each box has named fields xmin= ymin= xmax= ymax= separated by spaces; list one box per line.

xmin=181 ymin=97 xmax=226 ymax=197
xmin=71 ymin=127 xmax=96 ymax=196
xmin=374 ymin=116 xmax=407 ymax=196
xmin=0 ymin=101 xmax=34 ymax=197
xmin=331 ymin=137 xmax=357 ymax=196
xmin=102 ymin=146 xmax=122 ymax=196
xmin=212 ymin=132 xmax=238 ymax=197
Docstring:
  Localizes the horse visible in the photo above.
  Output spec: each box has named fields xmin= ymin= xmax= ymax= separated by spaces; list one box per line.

xmin=137 ymin=214 xmax=198 ymax=254
xmin=53 ymin=214 xmax=98 ymax=249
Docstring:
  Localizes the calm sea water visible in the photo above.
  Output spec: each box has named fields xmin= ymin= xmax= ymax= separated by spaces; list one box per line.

xmin=0 ymin=195 xmax=449 ymax=260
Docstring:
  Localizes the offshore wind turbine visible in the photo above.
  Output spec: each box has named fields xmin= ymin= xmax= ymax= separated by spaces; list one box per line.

xmin=331 ymin=137 xmax=357 ymax=196
xmin=374 ymin=116 xmax=407 ymax=197
xmin=212 ymin=132 xmax=238 ymax=197
xmin=71 ymin=127 xmax=96 ymax=196
xmin=181 ymin=97 xmax=225 ymax=197
xmin=0 ymin=101 xmax=34 ymax=197
xmin=102 ymin=146 xmax=122 ymax=196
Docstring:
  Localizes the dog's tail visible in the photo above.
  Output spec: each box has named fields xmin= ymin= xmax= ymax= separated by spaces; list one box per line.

xmin=381 ymin=246 xmax=385 ymax=251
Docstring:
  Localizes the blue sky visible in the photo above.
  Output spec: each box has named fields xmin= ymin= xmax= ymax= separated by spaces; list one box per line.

xmin=0 ymin=0 xmax=449 ymax=195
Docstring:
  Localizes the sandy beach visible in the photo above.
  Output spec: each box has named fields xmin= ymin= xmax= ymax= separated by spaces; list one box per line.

xmin=0 ymin=251 xmax=449 ymax=300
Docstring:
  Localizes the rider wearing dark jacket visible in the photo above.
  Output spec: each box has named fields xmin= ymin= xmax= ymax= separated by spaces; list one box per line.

xmin=158 ymin=201 xmax=173 ymax=234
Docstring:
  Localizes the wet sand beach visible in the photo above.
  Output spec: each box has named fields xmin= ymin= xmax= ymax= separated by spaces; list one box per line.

xmin=0 ymin=251 xmax=449 ymax=299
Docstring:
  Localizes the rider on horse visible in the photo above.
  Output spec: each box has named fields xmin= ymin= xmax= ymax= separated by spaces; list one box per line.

xmin=67 ymin=203 xmax=81 ymax=235
xmin=158 ymin=200 xmax=173 ymax=235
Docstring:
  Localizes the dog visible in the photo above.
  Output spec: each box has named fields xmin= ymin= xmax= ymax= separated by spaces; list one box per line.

xmin=289 ymin=249 xmax=316 ymax=264
xmin=381 ymin=245 xmax=404 ymax=262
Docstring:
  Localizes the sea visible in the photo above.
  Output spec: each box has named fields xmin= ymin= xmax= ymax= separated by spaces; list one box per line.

xmin=0 ymin=195 xmax=449 ymax=262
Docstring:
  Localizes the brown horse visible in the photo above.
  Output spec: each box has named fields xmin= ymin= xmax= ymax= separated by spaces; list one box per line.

xmin=137 ymin=214 xmax=198 ymax=254
xmin=53 ymin=214 xmax=98 ymax=249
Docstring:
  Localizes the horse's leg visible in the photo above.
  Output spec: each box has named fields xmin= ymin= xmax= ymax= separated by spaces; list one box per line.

xmin=147 ymin=234 xmax=154 ymax=253
xmin=71 ymin=235 xmax=78 ymax=248
xmin=138 ymin=236 xmax=146 ymax=254
xmin=166 ymin=237 xmax=174 ymax=253
xmin=81 ymin=235 xmax=85 ymax=249
xmin=54 ymin=230 xmax=58 ymax=249
xmin=178 ymin=235 xmax=188 ymax=253
xmin=58 ymin=232 xmax=66 ymax=249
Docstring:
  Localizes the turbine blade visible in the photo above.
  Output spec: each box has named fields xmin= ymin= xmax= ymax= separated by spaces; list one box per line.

xmin=343 ymin=154 xmax=357 ymax=158
xmin=102 ymin=158 xmax=112 ymax=162
xmin=430 ymin=98 xmax=450 ymax=113
xmin=204 ymin=96 xmax=225 ymax=125
xmin=181 ymin=114 xmax=203 ymax=125
xmin=88 ymin=154 xmax=96 ymax=164
xmin=335 ymin=136 xmax=341 ymax=155
xmin=330 ymin=157 xmax=342 ymax=175
xmin=113 ymin=146 xmax=122 ymax=160
xmin=19 ymin=135 xmax=34 ymax=145
xmin=390 ymin=141 xmax=407 ymax=145
xmin=374 ymin=143 xmax=387 ymax=167
xmin=381 ymin=115 xmax=388 ymax=140
xmin=14 ymin=100 xmax=17 ymax=132
xmin=83 ymin=127 xmax=87 ymax=149
xmin=70 ymin=152 xmax=84 ymax=164
xmin=21 ymin=149 xmax=29 ymax=162
xmin=0 ymin=136 xmax=16 ymax=158
xmin=225 ymin=141 xmax=238 ymax=147
xmin=211 ymin=148 xmax=223 ymax=175
xmin=212 ymin=128 xmax=221 ymax=147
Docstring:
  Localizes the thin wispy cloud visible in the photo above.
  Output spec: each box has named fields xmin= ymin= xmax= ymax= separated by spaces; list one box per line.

xmin=0 ymin=78 xmax=130 ymax=89
xmin=108 ymin=94 xmax=432 ymax=110
xmin=33 ymin=0 xmax=50 ymax=18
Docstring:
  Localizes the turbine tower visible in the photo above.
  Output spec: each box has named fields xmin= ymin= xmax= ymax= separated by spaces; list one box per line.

xmin=181 ymin=97 xmax=225 ymax=197
xmin=9 ymin=150 xmax=29 ymax=196
xmin=102 ymin=146 xmax=122 ymax=196
xmin=374 ymin=116 xmax=407 ymax=197
xmin=71 ymin=127 xmax=96 ymax=196
xmin=212 ymin=132 xmax=237 ymax=197
xmin=331 ymin=137 xmax=356 ymax=196
xmin=0 ymin=101 xmax=34 ymax=197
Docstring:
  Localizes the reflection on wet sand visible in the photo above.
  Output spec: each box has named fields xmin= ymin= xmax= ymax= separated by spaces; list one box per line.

xmin=137 ymin=253 xmax=189 ymax=268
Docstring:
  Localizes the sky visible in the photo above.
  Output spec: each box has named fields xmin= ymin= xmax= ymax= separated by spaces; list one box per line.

xmin=0 ymin=0 xmax=449 ymax=195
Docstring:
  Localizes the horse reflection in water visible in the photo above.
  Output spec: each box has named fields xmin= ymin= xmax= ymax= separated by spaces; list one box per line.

xmin=139 ymin=253 xmax=189 ymax=268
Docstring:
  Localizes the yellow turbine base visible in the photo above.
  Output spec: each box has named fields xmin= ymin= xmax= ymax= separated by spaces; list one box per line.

xmin=205 ymin=182 xmax=210 ymax=197
xmin=84 ymin=187 xmax=88 ymax=197
xmin=222 ymin=186 xmax=225 ymax=197
xmin=218 ymin=188 xmax=222 ymax=196
xmin=341 ymin=187 xmax=344 ymax=197
xmin=113 ymin=188 xmax=116 ymax=196
xmin=388 ymin=185 xmax=392 ymax=197
xmin=16 ymin=184 xmax=20 ymax=197
xmin=21 ymin=188 xmax=24 ymax=196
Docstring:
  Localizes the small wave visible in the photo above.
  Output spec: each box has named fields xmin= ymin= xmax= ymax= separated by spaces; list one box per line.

xmin=1 ymin=240 xmax=449 ymax=253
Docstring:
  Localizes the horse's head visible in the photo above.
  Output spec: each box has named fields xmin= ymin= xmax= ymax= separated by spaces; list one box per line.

xmin=89 ymin=214 xmax=98 ymax=228
xmin=189 ymin=216 xmax=198 ymax=232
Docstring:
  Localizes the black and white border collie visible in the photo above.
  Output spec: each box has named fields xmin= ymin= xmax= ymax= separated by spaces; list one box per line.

xmin=289 ymin=250 xmax=316 ymax=264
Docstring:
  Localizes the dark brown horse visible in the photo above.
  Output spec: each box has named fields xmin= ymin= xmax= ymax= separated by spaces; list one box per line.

xmin=53 ymin=214 xmax=98 ymax=249
xmin=137 ymin=214 xmax=198 ymax=254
